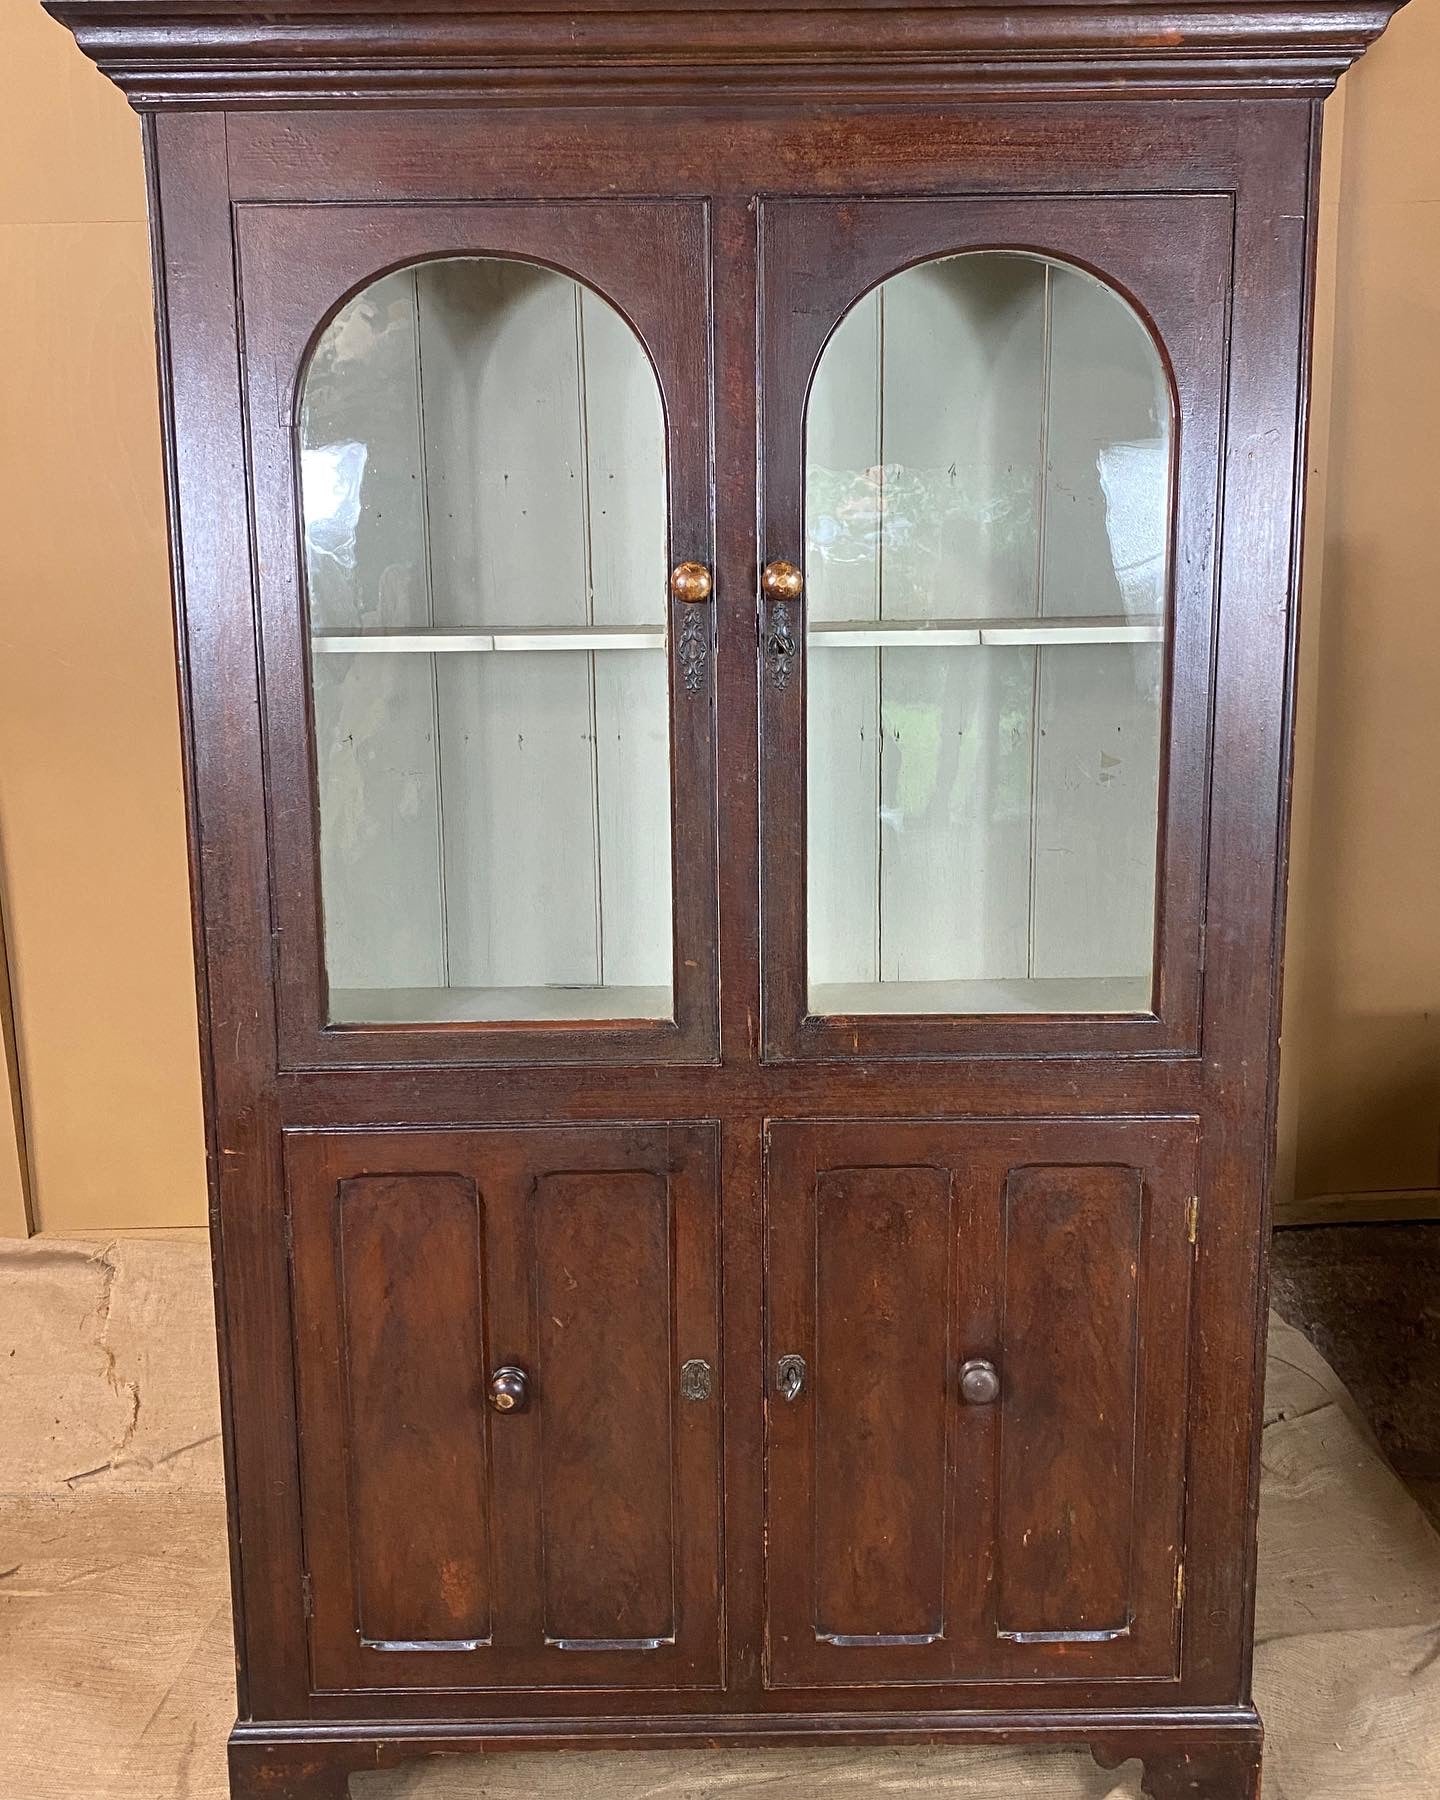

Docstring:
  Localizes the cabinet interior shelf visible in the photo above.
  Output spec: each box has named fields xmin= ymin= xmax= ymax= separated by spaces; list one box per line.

xmin=330 ymin=985 xmax=674 ymax=1024
xmin=310 ymin=615 xmax=1163 ymax=656
xmin=311 ymin=625 xmax=666 ymax=655
xmin=808 ymin=615 xmax=1163 ymax=647
xmin=327 ymin=975 xmax=1151 ymax=1025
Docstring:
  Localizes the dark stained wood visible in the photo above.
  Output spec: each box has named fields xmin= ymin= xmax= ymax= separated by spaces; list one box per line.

xmin=227 ymin=1711 xmax=1265 ymax=1794
xmin=286 ymin=1125 xmax=722 ymax=1693
xmin=42 ymin=3 xmax=1409 ymax=1796
xmin=813 ymin=1164 xmax=954 ymax=1647
xmin=1094 ymin=1732 xmax=1264 ymax=1799
xmin=48 ymin=2 xmax=1405 ymax=108
xmin=996 ymin=1164 xmax=1144 ymax=1639
xmin=766 ymin=1118 xmax=1195 ymax=1690
xmin=1183 ymin=101 xmax=1323 ymax=1707
xmin=143 ymin=107 xmax=313 ymax=1719
xmin=530 ymin=1169 xmax=676 ymax=1646
xmin=333 ymin=1173 xmax=493 ymax=1648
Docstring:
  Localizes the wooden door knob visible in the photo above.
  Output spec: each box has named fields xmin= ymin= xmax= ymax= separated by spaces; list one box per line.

xmin=761 ymin=559 xmax=804 ymax=602
xmin=670 ymin=561 xmax=713 ymax=604
xmin=488 ymin=1365 xmax=530 ymax=1413
xmin=959 ymin=1358 xmax=1000 ymax=1405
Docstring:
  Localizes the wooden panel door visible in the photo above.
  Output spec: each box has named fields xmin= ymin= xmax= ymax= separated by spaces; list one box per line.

xmin=286 ymin=1124 xmax=721 ymax=1693
xmin=764 ymin=1117 xmax=1198 ymax=1688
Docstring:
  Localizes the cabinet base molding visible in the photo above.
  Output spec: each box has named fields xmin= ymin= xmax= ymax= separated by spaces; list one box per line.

xmin=229 ymin=1710 xmax=1262 ymax=1799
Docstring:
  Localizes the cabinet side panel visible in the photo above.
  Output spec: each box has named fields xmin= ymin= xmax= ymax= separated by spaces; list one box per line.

xmin=532 ymin=1169 xmax=676 ymax=1645
xmin=814 ymin=1164 xmax=953 ymax=1644
xmin=336 ymin=1173 xmax=493 ymax=1646
xmin=996 ymin=1163 xmax=1142 ymax=1638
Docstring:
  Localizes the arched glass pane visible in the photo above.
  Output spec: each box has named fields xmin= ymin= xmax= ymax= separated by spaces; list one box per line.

xmin=300 ymin=257 xmax=672 ymax=1024
xmin=805 ymin=253 xmax=1171 ymax=1017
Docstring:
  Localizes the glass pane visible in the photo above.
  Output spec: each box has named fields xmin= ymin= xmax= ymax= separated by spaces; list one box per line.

xmin=300 ymin=258 xmax=672 ymax=1025
xmin=805 ymin=254 xmax=1170 ymax=1017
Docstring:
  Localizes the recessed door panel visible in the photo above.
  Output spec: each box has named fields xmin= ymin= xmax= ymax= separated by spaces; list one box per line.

xmin=335 ymin=1172 xmax=494 ymax=1650
xmin=814 ymin=1165 xmax=954 ymax=1646
xmin=764 ymin=1117 xmax=1197 ymax=1689
xmin=287 ymin=1124 xmax=721 ymax=1693
xmin=531 ymin=1169 xmax=676 ymax=1647
xmin=996 ymin=1164 xmax=1143 ymax=1641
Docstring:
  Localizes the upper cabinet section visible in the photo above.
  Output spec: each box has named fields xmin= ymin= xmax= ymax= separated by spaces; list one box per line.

xmin=300 ymin=257 xmax=674 ymax=1028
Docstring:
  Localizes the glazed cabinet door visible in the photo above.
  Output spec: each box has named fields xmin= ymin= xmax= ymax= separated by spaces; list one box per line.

xmin=758 ymin=195 xmax=1230 ymax=1060
xmin=764 ymin=1117 xmax=1198 ymax=1688
xmin=285 ymin=1125 xmax=721 ymax=1693
xmin=236 ymin=200 xmax=717 ymax=1067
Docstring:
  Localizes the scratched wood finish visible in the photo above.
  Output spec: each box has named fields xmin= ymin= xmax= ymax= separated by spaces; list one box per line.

xmin=996 ymin=1164 xmax=1144 ymax=1639
xmin=332 ymin=1172 xmax=493 ymax=1649
xmin=286 ymin=1125 xmax=722 ymax=1693
xmin=40 ymin=3 xmax=1408 ymax=1797
xmin=765 ymin=1117 xmax=1196 ymax=1689
xmin=812 ymin=1164 xmax=954 ymax=1646
xmin=531 ymin=1169 xmax=676 ymax=1646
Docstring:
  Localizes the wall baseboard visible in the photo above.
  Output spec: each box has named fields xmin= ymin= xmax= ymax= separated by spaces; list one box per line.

xmin=1275 ymin=1188 xmax=1440 ymax=1229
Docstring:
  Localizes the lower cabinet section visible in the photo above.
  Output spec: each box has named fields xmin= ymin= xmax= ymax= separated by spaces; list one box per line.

xmin=763 ymin=1117 xmax=1199 ymax=1688
xmin=284 ymin=1114 xmax=1199 ymax=1704
xmin=284 ymin=1124 xmax=722 ymax=1692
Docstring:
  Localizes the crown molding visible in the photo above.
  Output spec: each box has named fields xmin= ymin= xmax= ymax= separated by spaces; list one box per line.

xmin=43 ymin=1 xmax=1408 ymax=107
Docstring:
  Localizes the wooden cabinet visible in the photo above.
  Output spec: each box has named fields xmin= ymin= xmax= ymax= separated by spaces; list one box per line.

xmin=45 ymin=2 xmax=1408 ymax=1796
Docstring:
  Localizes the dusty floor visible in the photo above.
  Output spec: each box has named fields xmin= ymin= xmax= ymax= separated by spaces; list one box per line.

xmin=1271 ymin=1222 xmax=1440 ymax=1523
xmin=3 ymin=1231 xmax=1440 ymax=1800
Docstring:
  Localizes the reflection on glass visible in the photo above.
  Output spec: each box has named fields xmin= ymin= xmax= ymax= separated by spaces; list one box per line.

xmin=300 ymin=258 xmax=673 ymax=1025
xmin=805 ymin=253 xmax=1170 ymax=1017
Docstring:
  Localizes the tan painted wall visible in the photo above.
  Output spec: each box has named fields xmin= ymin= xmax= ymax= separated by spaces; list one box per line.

xmin=1 ymin=0 xmax=1434 ymax=1230
xmin=1279 ymin=0 xmax=1440 ymax=1220
xmin=1 ymin=885 xmax=33 ymax=1235
xmin=0 ymin=0 xmax=206 ymax=1232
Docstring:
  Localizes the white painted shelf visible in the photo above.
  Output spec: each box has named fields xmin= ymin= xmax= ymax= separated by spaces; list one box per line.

xmin=807 ymin=616 xmax=1164 ymax=648
xmin=311 ymin=615 xmax=1163 ymax=656
xmin=330 ymin=984 xmax=675 ymax=1024
xmin=810 ymin=975 xmax=1154 ymax=1017
xmin=312 ymin=625 xmax=667 ymax=655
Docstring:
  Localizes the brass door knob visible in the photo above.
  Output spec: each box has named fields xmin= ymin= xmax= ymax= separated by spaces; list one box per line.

xmin=488 ymin=1365 xmax=529 ymax=1413
xmin=959 ymin=1358 xmax=1000 ymax=1406
xmin=670 ymin=561 xmax=713 ymax=604
xmin=761 ymin=559 xmax=804 ymax=602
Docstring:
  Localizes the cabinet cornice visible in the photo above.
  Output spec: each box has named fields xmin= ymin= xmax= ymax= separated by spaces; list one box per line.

xmin=43 ymin=1 xmax=1407 ymax=107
